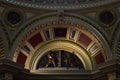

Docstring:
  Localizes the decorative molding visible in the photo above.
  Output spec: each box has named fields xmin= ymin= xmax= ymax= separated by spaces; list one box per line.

xmin=0 ymin=0 xmax=119 ymax=10
xmin=0 ymin=36 xmax=4 ymax=58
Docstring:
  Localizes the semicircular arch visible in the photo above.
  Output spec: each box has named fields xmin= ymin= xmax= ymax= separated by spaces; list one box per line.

xmin=30 ymin=40 xmax=93 ymax=71
xmin=9 ymin=13 xmax=110 ymax=71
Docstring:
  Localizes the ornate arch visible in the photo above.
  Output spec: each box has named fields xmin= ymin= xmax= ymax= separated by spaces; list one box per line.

xmin=30 ymin=40 xmax=92 ymax=71
xmin=9 ymin=13 xmax=111 ymax=72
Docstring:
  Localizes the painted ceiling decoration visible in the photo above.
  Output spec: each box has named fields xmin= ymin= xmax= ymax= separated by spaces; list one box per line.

xmin=11 ymin=19 xmax=107 ymax=73
xmin=0 ymin=0 xmax=118 ymax=10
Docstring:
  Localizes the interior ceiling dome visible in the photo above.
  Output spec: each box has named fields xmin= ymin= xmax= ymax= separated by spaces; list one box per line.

xmin=1 ymin=0 xmax=118 ymax=10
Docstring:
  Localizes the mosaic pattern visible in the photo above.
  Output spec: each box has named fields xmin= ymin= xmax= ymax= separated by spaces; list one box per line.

xmin=37 ymin=50 xmax=84 ymax=69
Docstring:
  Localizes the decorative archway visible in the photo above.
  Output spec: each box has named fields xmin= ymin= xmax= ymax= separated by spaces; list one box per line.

xmin=9 ymin=13 xmax=110 ymax=73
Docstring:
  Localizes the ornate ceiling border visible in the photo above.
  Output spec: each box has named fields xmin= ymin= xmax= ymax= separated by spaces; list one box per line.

xmin=0 ymin=0 xmax=119 ymax=10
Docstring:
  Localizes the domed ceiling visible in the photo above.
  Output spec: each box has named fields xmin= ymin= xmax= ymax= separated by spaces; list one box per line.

xmin=0 ymin=0 xmax=118 ymax=10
